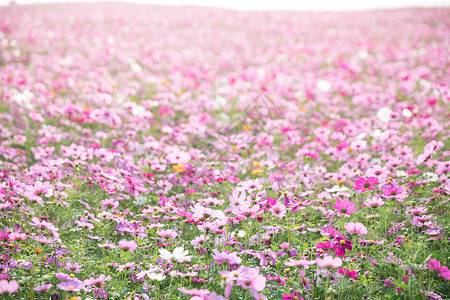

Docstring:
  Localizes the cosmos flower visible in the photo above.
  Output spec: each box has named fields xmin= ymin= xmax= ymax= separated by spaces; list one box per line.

xmin=0 ymin=280 xmax=19 ymax=294
xmin=118 ymin=240 xmax=138 ymax=252
xmin=332 ymin=236 xmax=352 ymax=257
xmin=333 ymin=198 xmax=356 ymax=216
xmin=56 ymin=278 xmax=85 ymax=292
xmin=354 ymin=177 xmax=379 ymax=192
xmin=34 ymin=283 xmax=53 ymax=292
xmin=426 ymin=259 xmax=450 ymax=280
xmin=316 ymin=255 xmax=343 ymax=268
xmin=338 ymin=268 xmax=359 ymax=280
xmin=282 ymin=291 xmax=304 ymax=300
xmin=159 ymin=247 xmax=191 ymax=262
xmin=284 ymin=258 xmax=316 ymax=267
xmin=364 ymin=197 xmax=384 ymax=208
xmin=25 ymin=181 xmax=53 ymax=205
xmin=344 ymin=222 xmax=368 ymax=235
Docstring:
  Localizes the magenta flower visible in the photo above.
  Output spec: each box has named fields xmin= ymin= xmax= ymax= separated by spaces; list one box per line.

xmin=282 ymin=291 xmax=304 ymax=300
xmin=316 ymin=241 xmax=332 ymax=249
xmin=426 ymin=259 xmax=450 ymax=280
xmin=354 ymin=177 xmax=379 ymax=192
xmin=338 ymin=268 xmax=359 ymax=280
xmin=0 ymin=280 xmax=19 ymax=294
xmin=332 ymin=236 xmax=352 ymax=257
xmin=320 ymin=226 xmax=341 ymax=238
xmin=344 ymin=222 xmax=368 ymax=235
xmin=333 ymin=198 xmax=356 ymax=216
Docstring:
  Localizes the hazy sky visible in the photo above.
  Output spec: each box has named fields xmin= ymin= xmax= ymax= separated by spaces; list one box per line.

xmin=1 ymin=0 xmax=449 ymax=10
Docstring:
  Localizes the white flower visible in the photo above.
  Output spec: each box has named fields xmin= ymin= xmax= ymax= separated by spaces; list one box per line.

xmin=423 ymin=172 xmax=438 ymax=182
xmin=396 ymin=170 xmax=408 ymax=178
xmin=147 ymin=272 xmax=166 ymax=281
xmin=237 ymin=230 xmax=246 ymax=238
xmin=370 ymin=129 xmax=384 ymax=138
xmin=324 ymin=185 xmax=348 ymax=193
xmin=316 ymin=80 xmax=331 ymax=93
xmin=159 ymin=247 xmax=191 ymax=262
xmin=376 ymin=107 xmax=392 ymax=123
xmin=402 ymin=109 xmax=412 ymax=118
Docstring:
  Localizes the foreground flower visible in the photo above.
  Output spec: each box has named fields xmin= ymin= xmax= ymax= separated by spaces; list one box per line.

xmin=159 ymin=247 xmax=191 ymax=262
xmin=333 ymin=198 xmax=356 ymax=216
xmin=0 ymin=280 xmax=19 ymax=294
xmin=316 ymin=255 xmax=343 ymax=268
xmin=426 ymin=259 xmax=450 ymax=280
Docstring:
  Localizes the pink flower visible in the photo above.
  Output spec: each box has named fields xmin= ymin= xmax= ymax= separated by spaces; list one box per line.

xmin=34 ymin=283 xmax=53 ymax=292
xmin=344 ymin=222 xmax=368 ymax=235
xmin=354 ymin=177 xmax=379 ymax=192
xmin=333 ymin=198 xmax=356 ymax=216
xmin=118 ymin=240 xmax=138 ymax=252
xmin=236 ymin=267 xmax=266 ymax=291
xmin=84 ymin=274 xmax=111 ymax=286
xmin=284 ymin=258 xmax=316 ymax=267
xmin=251 ymin=289 xmax=268 ymax=300
xmin=212 ymin=250 xmax=242 ymax=265
xmin=364 ymin=197 xmax=384 ymax=208
xmin=0 ymin=280 xmax=19 ymax=294
xmin=383 ymin=187 xmax=404 ymax=199
xmin=25 ymin=181 xmax=53 ymax=205
xmin=426 ymin=259 xmax=450 ymax=280
xmin=270 ymin=202 xmax=286 ymax=218
xmin=178 ymin=287 xmax=210 ymax=296
xmin=57 ymin=278 xmax=85 ymax=292
xmin=332 ymin=236 xmax=352 ymax=257
xmin=316 ymin=255 xmax=342 ymax=268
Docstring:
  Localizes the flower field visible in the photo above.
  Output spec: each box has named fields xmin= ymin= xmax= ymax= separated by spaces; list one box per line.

xmin=0 ymin=3 xmax=449 ymax=299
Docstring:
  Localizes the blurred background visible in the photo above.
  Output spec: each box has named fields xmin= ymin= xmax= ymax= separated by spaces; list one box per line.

xmin=1 ymin=0 xmax=449 ymax=10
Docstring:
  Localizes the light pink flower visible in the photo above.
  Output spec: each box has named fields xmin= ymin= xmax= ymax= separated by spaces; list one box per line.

xmin=344 ymin=222 xmax=368 ymax=235
xmin=0 ymin=280 xmax=19 ymax=294
xmin=284 ymin=258 xmax=316 ymax=267
xmin=316 ymin=255 xmax=342 ymax=268
xmin=118 ymin=240 xmax=138 ymax=252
